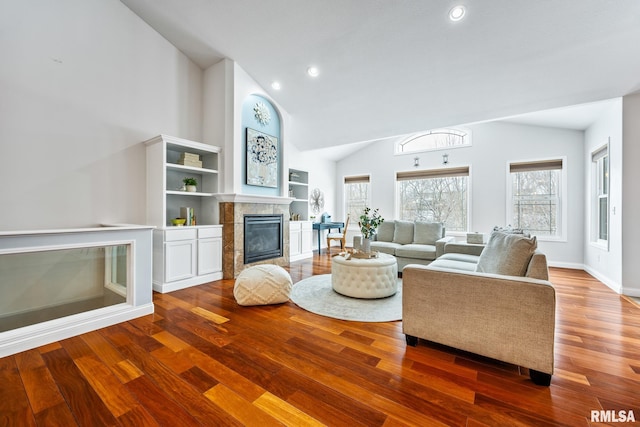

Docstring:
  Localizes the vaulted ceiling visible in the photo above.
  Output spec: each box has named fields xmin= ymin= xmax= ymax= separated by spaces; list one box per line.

xmin=121 ymin=0 xmax=640 ymax=153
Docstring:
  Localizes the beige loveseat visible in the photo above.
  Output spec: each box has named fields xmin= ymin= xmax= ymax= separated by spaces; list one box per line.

xmin=354 ymin=220 xmax=452 ymax=271
xmin=402 ymin=231 xmax=556 ymax=386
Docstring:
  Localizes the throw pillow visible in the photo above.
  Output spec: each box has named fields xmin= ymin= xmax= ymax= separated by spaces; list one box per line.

xmin=476 ymin=231 xmax=537 ymax=276
xmin=413 ymin=221 xmax=443 ymax=245
xmin=376 ymin=221 xmax=395 ymax=242
xmin=393 ymin=220 xmax=414 ymax=244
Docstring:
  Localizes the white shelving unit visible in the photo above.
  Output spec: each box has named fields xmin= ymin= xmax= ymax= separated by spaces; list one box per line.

xmin=288 ymin=169 xmax=309 ymax=221
xmin=144 ymin=135 xmax=223 ymax=293
xmin=288 ymin=168 xmax=313 ymax=261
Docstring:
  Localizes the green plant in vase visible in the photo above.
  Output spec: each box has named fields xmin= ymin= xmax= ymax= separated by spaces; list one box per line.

xmin=183 ymin=177 xmax=198 ymax=192
xmin=359 ymin=207 xmax=384 ymax=253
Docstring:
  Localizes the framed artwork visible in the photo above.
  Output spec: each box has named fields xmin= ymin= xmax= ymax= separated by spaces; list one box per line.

xmin=246 ymin=128 xmax=278 ymax=188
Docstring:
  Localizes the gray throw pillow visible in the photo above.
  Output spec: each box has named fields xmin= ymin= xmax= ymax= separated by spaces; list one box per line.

xmin=376 ymin=221 xmax=395 ymax=242
xmin=413 ymin=221 xmax=443 ymax=245
xmin=393 ymin=220 xmax=414 ymax=244
xmin=476 ymin=231 xmax=537 ymax=276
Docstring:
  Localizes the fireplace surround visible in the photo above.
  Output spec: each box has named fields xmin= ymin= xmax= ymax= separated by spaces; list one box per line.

xmin=218 ymin=194 xmax=292 ymax=278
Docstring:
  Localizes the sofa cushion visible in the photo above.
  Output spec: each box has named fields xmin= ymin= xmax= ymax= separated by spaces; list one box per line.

xmin=370 ymin=241 xmax=403 ymax=255
xmin=438 ymin=253 xmax=480 ymax=264
xmin=395 ymin=244 xmax=437 ymax=261
xmin=393 ymin=220 xmax=414 ymax=244
xmin=376 ymin=221 xmax=395 ymax=242
xmin=429 ymin=258 xmax=478 ymax=272
xmin=413 ymin=221 xmax=443 ymax=245
xmin=476 ymin=231 xmax=537 ymax=276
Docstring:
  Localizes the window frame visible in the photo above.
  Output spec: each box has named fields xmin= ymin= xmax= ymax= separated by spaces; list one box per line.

xmin=591 ymin=143 xmax=609 ymax=250
xmin=343 ymin=175 xmax=371 ymax=230
xmin=395 ymin=128 xmax=472 ymax=155
xmin=505 ymin=157 xmax=567 ymax=242
xmin=395 ymin=166 xmax=471 ymax=234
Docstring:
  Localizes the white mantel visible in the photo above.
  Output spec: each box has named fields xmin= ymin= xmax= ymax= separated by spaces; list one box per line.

xmin=215 ymin=193 xmax=294 ymax=205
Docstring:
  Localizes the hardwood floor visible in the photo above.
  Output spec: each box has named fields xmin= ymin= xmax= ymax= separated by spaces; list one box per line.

xmin=2 ymin=254 xmax=640 ymax=426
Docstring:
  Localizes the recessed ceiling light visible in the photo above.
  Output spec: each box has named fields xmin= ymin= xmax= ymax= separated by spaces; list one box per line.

xmin=449 ymin=5 xmax=466 ymax=21
xmin=271 ymin=81 xmax=281 ymax=90
xmin=307 ymin=66 xmax=319 ymax=77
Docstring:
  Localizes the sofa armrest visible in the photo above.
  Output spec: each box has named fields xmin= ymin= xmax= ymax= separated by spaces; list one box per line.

xmin=444 ymin=242 xmax=485 ymax=257
xmin=435 ymin=236 xmax=456 ymax=258
xmin=402 ymin=264 xmax=556 ymax=375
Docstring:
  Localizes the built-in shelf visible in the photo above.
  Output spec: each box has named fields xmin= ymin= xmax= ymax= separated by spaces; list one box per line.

xmin=288 ymin=168 xmax=309 ymax=221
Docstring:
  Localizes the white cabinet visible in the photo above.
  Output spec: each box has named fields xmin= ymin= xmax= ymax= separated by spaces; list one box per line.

xmin=290 ymin=221 xmax=313 ymax=262
xmin=144 ymin=135 xmax=223 ymax=293
xmin=152 ymin=226 xmax=223 ymax=293
xmin=197 ymin=228 xmax=222 ymax=276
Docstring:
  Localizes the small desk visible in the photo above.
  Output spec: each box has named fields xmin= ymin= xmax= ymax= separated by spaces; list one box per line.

xmin=312 ymin=221 xmax=345 ymax=254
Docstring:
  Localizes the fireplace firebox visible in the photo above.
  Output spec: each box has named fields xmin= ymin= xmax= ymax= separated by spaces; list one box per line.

xmin=244 ymin=214 xmax=283 ymax=264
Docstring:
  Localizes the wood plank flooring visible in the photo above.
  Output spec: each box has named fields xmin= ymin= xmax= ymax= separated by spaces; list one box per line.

xmin=2 ymin=254 xmax=640 ymax=426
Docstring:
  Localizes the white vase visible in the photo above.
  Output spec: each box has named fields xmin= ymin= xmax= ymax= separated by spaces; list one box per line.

xmin=186 ymin=185 xmax=197 ymax=192
xmin=361 ymin=237 xmax=371 ymax=253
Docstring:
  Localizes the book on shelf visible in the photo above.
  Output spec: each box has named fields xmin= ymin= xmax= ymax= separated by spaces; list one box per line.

xmin=180 ymin=152 xmax=200 ymax=160
xmin=180 ymin=207 xmax=195 ymax=226
xmin=177 ymin=159 xmax=203 ymax=168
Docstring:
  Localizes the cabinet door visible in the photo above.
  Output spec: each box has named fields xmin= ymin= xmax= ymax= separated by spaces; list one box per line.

xmin=301 ymin=226 xmax=313 ymax=254
xmin=290 ymin=229 xmax=301 ymax=256
xmin=165 ymin=240 xmax=196 ymax=282
xmin=198 ymin=238 xmax=222 ymax=275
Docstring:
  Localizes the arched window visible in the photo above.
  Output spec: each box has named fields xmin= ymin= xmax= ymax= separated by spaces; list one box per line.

xmin=396 ymin=128 xmax=470 ymax=154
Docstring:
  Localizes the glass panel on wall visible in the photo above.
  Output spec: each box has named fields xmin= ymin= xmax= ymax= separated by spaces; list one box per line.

xmin=0 ymin=244 xmax=128 ymax=332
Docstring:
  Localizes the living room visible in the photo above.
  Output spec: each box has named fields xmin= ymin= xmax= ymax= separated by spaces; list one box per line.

xmin=2 ymin=1 xmax=640 ymax=425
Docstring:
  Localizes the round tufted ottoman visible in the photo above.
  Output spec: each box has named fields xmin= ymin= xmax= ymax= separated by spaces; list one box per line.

xmin=234 ymin=264 xmax=293 ymax=306
xmin=331 ymin=253 xmax=398 ymax=298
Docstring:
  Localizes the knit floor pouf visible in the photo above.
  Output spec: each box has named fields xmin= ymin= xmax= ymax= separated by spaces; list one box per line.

xmin=234 ymin=264 xmax=293 ymax=306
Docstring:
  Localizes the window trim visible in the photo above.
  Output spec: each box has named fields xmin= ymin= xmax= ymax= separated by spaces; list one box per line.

xmin=343 ymin=174 xmax=371 ymax=230
xmin=506 ymin=156 xmax=567 ymax=242
xmin=395 ymin=128 xmax=472 ymax=155
xmin=394 ymin=166 xmax=471 ymax=233
xmin=591 ymin=142 xmax=609 ymax=250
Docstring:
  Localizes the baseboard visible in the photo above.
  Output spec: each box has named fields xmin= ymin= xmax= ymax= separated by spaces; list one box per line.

xmin=0 ymin=303 xmax=154 ymax=358
xmin=546 ymin=261 xmax=583 ymax=270
xmin=583 ymin=265 xmax=622 ymax=294
xmin=153 ymin=272 xmax=223 ymax=293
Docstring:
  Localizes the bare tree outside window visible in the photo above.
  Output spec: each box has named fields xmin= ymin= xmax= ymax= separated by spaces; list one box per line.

xmin=344 ymin=177 xmax=369 ymax=225
xmin=397 ymin=175 xmax=468 ymax=231
xmin=511 ymin=170 xmax=560 ymax=236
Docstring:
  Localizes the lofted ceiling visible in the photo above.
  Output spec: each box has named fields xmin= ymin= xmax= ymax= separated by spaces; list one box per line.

xmin=120 ymin=0 xmax=640 ymax=154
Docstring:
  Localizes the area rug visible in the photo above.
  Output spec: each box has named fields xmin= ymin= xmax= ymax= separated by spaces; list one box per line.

xmin=290 ymin=274 xmax=402 ymax=322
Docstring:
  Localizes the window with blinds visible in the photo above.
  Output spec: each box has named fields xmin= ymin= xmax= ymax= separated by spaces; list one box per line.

xmin=396 ymin=167 xmax=469 ymax=231
xmin=509 ymin=159 xmax=563 ymax=236
xmin=344 ymin=175 xmax=370 ymax=226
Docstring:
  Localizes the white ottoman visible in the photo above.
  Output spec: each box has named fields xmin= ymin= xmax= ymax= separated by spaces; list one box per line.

xmin=331 ymin=253 xmax=398 ymax=298
xmin=234 ymin=265 xmax=293 ymax=306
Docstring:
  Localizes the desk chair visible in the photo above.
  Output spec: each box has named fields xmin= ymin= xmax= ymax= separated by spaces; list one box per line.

xmin=326 ymin=215 xmax=350 ymax=254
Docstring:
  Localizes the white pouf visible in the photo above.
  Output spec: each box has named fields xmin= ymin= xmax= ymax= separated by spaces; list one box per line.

xmin=234 ymin=264 xmax=293 ymax=306
xmin=331 ymin=253 xmax=398 ymax=298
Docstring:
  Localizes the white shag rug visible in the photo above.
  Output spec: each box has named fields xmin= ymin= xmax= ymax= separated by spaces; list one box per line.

xmin=290 ymin=274 xmax=402 ymax=322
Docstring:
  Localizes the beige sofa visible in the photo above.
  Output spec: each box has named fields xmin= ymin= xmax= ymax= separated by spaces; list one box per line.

xmin=402 ymin=231 xmax=556 ymax=386
xmin=354 ymin=220 xmax=453 ymax=271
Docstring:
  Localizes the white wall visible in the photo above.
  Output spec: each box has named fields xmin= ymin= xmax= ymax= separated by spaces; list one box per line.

xmin=0 ymin=0 xmax=203 ymax=230
xmin=583 ymin=99 xmax=623 ymax=291
xmin=336 ymin=121 xmax=585 ymax=266
xmin=621 ymin=92 xmax=640 ymax=296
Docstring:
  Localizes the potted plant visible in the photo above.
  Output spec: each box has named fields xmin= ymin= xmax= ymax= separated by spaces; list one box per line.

xmin=183 ymin=177 xmax=198 ymax=192
xmin=359 ymin=207 xmax=384 ymax=253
